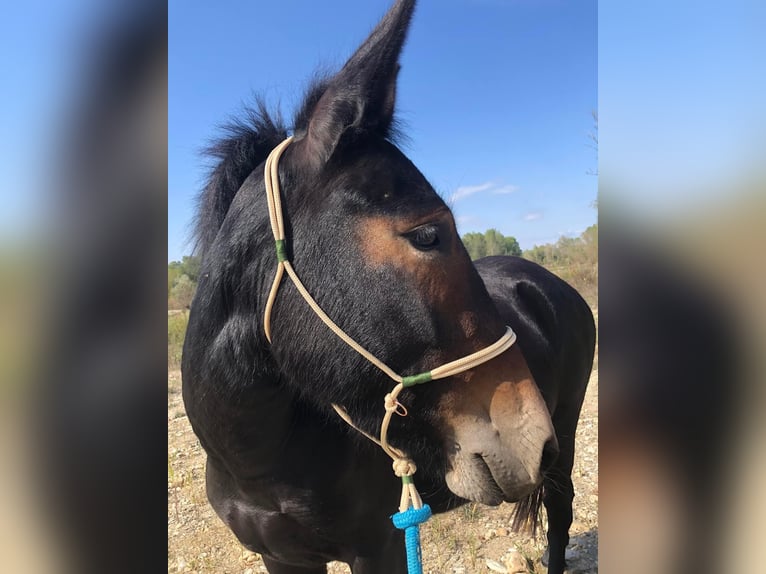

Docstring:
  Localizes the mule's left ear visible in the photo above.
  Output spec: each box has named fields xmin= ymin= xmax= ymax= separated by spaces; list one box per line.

xmin=298 ymin=0 xmax=416 ymax=166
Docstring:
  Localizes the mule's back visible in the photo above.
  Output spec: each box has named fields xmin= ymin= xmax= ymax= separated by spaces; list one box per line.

xmin=475 ymin=255 xmax=595 ymax=573
xmin=475 ymin=255 xmax=595 ymax=412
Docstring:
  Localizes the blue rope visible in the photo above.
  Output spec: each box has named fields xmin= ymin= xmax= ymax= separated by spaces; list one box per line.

xmin=391 ymin=504 xmax=432 ymax=574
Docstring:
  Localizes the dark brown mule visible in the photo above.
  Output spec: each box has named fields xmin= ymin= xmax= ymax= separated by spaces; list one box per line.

xmin=182 ymin=2 xmax=595 ymax=573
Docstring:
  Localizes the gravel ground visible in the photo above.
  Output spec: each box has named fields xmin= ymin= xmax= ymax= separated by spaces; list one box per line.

xmin=168 ymin=348 xmax=597 ymax=574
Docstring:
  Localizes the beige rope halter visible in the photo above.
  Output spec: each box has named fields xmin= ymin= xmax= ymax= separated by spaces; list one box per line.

xmin=263 ymin=136 xmax=517 ymax=512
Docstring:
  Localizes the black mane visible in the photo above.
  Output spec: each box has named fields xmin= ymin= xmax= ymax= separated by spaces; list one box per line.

xmin=192 ymin=99 xmax=286 ymax=259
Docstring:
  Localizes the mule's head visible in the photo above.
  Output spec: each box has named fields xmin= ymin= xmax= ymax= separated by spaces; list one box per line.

xmin=203 ymin=0 xmax=556 ymax=506
xmin=262 ymin=0 xmax=556 ymax=505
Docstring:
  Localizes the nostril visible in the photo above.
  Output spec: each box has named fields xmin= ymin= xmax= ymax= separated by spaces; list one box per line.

xmin=540 ymin=438 xmax=559 ymax=473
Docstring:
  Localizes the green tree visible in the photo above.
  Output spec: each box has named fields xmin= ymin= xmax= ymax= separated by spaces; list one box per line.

xmin=521 ymin=224 xmax=598 ymax=306
xmin=581 ymin=223 xmax=597 ymax=254
xmin=179 ymin=255 xmax=201 ymax=282
xmin=168 ymin=255 xmax=201 ymax=302
xmin=462 ymin=232 xmax=487 ymax=260
xmin=168 ymin=262 xmax=183 ymax=298
xmin=462 ymin=229 xmax=521 ymax=260
xmin=170 ymin=274 xmax=196 ymax=309
xmin=524 ymin=243 xmax=557 ymax=266
xmin=503 ymin=236 xmax=521 ymax=257
xmin=484 ymin=229 xmax=503 ymax=256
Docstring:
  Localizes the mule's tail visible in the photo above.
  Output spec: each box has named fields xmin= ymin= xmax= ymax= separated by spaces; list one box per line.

xmin=510 ymin=484 xmax=545 ymax=536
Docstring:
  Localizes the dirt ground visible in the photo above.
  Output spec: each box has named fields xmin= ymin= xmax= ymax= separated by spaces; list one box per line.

xmin=168 ymin=346 xmax=598 ymax=574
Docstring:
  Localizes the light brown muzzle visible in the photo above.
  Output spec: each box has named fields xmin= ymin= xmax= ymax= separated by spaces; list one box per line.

xmin=438 ymin=345 xmax=557 ymax=505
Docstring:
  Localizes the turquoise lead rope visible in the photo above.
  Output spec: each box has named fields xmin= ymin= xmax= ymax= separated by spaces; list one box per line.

xmin=392 ymin=504 xmax=432 ymax=574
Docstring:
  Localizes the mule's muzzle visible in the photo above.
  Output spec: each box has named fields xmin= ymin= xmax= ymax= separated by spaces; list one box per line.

xmin=439 ymin=369 xmax=557 ymax=505
xmin=445 ymin=423 xmax=557 ymax=505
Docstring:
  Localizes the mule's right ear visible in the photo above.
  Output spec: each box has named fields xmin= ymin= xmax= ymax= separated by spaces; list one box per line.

xmin=294 ymin=0 xmax=416 ymax=169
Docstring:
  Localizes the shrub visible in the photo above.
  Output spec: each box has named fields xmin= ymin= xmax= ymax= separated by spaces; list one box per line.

xmin=168 ymin=311 xmax=189 ymax=369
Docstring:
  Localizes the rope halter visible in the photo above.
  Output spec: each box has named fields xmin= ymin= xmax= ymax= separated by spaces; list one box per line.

xmin=262 ymin=136 xmax=517 ymax=515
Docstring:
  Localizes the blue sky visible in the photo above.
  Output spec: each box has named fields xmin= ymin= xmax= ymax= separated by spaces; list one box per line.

xmin=5 ymin=2 xmax=758 ymax=262
xmin=599 ymin=0 xmax=765 ymax=216
xmin=1 ymin=0 xmax=91 ymax=242
xmin=168 ymin=0 xmax=598 ymax=262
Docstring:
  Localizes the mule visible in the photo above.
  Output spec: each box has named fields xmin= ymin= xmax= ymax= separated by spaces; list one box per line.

xmin=181 ymin=1 xmax=595 ymax=573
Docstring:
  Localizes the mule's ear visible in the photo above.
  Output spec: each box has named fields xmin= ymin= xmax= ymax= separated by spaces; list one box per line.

xmin=298 ymin=0 xmax=415 ymax=166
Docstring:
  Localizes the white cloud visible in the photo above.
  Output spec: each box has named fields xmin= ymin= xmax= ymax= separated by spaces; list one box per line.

xmin=451 ymin=181 xmax=494 ymax=202
xmin=492 ymin=184 xmax=520 ymax=195
xmin=450 ymin=181 xmax=520 ymax=202
xmin=523 ymin=212 xmax=543 ymax=221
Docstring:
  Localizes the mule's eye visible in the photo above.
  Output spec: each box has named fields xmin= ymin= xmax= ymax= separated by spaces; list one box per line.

xmin=408 ymin=225 xmax=440 ymax=250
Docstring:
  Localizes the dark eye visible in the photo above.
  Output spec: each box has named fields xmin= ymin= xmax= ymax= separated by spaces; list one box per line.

xmin=409 ymin=225 xmax=440 ymax=250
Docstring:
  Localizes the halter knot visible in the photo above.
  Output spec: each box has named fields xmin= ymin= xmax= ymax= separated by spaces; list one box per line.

xmin=392 ymin=458 xmax=417 ymax=477
xmin=384 ymin=393 xmax=408 ymax=417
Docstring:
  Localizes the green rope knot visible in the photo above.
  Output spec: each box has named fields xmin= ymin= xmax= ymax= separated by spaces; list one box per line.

xmin=402 ymin=372 xmax=432 ymax=388
xmin=275 ymin=239 xmax=288 ymax=262
xmin=401 ymin=475 xmax=413 ymax=485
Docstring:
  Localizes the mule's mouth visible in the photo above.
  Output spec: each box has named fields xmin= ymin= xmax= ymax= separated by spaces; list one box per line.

xmin=445 ymin=450 xmax=540 ymax=506
xmin=469 ymin=454 xmax=505 ymax=505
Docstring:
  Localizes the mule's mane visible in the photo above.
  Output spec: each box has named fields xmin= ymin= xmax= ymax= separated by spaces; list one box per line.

xmin=192 ymin=98 xmax=286 ymax=259
xmin=193 ymin=73 xmax=405 ymax=259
